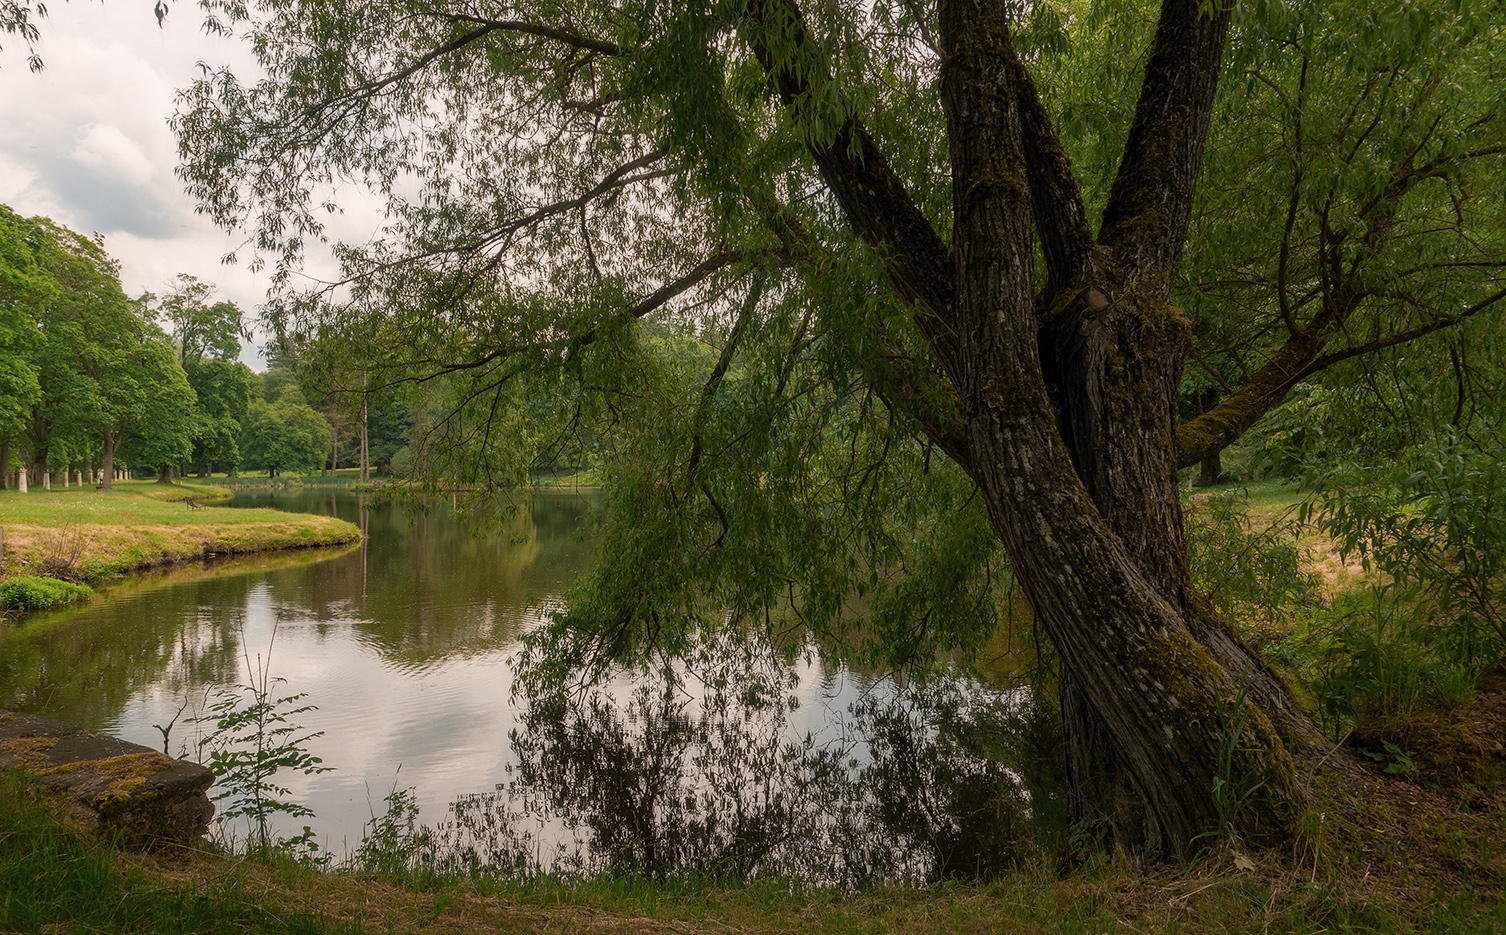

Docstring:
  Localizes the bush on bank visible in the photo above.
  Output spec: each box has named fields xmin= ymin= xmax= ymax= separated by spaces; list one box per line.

xmin=0 ymin=576 xmax=94 ymax=612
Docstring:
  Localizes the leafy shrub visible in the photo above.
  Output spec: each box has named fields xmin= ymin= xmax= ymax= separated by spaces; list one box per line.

xmin=0 ymin=576 xmax=94 ymax=612
xmin=1306 ymin=436 xmax=1506 ymax=669
xmin=1186 ymin=490 xmax=1321 ymax=630
xmin=1265 ymin=437 xmax=1506 ymax=740
xmin=1300 ymin=586 xmax=1476 ymax=739
xmin=192 ymin=633 xmax=331 ymax=857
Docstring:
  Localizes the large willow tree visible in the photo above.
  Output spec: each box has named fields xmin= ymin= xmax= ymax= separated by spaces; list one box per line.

xmin=177 ymin=0 xmax=1505 ymax=861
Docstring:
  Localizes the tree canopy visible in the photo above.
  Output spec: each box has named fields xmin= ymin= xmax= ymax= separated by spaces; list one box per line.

xmin=140 ymin=274 xmax=256 ymax=475
xmin=239 ymin=385 xmax=331 ymax=476
xmin=0 ymin=205 xmax=199 ymax=487
xmin=175 ymin=0 xmax=1505 ymax=861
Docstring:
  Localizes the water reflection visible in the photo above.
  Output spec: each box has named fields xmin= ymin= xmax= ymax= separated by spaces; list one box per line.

xmin=0 ymin=488 xmax=598 ymax=846
xmin=2 ymin=489 xmax=1053 ymax=882
xmin=412 ymin=634 xmax=1038 ymax=887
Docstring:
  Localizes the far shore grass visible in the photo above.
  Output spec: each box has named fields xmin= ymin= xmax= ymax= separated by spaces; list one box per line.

xmin=0 ymin=480 xmax=360 ymax=584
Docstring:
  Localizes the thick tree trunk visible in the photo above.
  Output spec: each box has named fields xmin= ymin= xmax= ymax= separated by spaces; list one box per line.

xmin=100 ymin=431 xmax=116 ymax=491
xmin=933 ymin=0 xmax=1333 ymax=863
xmin=1033 ymin=288 xmax=1330 ymax=859
xmin=743 ymin=0 xmax=1342 ymax=863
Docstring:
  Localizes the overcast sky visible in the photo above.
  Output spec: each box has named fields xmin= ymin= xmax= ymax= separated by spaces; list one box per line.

xmin=0 ymin=2 xmax=366 ymax=371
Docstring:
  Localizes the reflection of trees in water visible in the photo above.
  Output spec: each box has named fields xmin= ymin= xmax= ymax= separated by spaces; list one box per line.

xmin=239 ymin=490 xmax=596 ymax=666
xmin=0 ymin=575 xmax=252 ymax=728
xmin=414 ymin=641 xmax=1043 ymax=887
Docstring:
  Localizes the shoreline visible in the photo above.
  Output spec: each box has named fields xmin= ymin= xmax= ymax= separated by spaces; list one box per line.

xmin=0 ymin=481 xmax=361 ymax=588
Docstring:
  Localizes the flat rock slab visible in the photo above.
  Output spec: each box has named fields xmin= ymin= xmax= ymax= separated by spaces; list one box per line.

xmin=0 ymin=710 xmax=215 ymax=844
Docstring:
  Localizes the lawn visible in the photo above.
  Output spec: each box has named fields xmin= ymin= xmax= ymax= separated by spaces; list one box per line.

xmin=0 ymin=481 xmax=360 ymax=584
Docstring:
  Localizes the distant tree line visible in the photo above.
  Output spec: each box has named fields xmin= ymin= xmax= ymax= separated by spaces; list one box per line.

xmin=0 ymin=205 xmax=415 ymax=484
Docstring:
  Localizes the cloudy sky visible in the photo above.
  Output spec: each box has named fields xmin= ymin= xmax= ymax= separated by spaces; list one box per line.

xmin=0 ymin=2 xmax=361 ymax=370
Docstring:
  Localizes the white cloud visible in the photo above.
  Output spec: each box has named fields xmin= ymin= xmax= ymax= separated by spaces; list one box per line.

xmin=70 ymin=123 xmax=158 ymax=187
xmin=0 ymin=4 xmax=262 ymax=301
xmin=0 ymin=3 xmax=390 ymax=371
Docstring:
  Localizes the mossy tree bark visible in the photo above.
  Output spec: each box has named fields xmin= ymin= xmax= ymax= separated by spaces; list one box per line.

xmin=749 ymin=0 xmax=1335 ymax=862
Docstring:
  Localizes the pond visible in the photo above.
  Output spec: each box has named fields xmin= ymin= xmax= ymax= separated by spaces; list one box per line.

xmin=0 ymin=487 xmax=1043 ymax=884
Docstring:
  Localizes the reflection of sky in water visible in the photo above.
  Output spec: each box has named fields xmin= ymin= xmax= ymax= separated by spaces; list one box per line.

xmin=111 ymin=581 xmax=536 ymax=851
xmin=2 ymin=489 xmax=937 ymax=855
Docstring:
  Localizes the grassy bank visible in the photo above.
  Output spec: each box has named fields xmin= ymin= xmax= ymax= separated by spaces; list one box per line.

xmin=0 ymin=481 xmax=360 ymax=584
xmin=2 ymin=767 xmax=1501 ymax=935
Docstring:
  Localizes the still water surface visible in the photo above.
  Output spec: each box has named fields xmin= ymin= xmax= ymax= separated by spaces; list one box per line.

xmin=1 ymin=488 xmax=1000 ymax=878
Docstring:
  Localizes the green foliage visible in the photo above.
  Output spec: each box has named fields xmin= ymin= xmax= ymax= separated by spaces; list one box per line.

xmin=1186 ymin=490 xmax=1321 ymax=630
xmin=365 ymin=398 xmax=412 ymax=475
xmin=239 ymin=387 xmax=333 ymax=477
xmin=183 ymin=358 xmax=256 ymax=474
xmin=387 ymin=445 xmax=412 ymax=478
xmin=1276 ymin=585 xmax=1477 ymax=741
xmin=0 ymin=206 xmax=199 ymax=481
xmin=193 ymin=636 xmax=332 ymax=853
xmin=1172 ymin=0 xmax=1506 ymax=460
xmin=0 ymin=205 xmax=45 ymax=443
xmin=139 ymin=275 xmax=256 ymax=474
xmin=139 ymin=273 xmax=248 ymax=365
xmin=1308 ymin=437 xmax=1506 ymax=666
xmin=1209 ymin=685 xmax=1267 ymax=841
xmin=110 ymin=334 xmax=199 ymax=471
xmin=1358 ymin=739 xmax=1418 ymax=780
xmin=0 ymin=773 xmax=359 ymax=935
xmin=168 ymin=0 xmax=1506 ymax=695
xmin=349 ymin=780 xmax=431 ymax=875
xmin=0 ymin=575 xmax=93 ymax=612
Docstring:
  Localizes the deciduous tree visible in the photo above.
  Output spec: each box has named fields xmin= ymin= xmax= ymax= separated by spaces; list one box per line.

xmin=176 ymin=0 xmax=1505 ymax=860
xmin=239 ymin=386 xmax=331 ymax=476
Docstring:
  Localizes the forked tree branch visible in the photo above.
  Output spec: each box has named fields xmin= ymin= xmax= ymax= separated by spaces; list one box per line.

xmin=1098 ymin=0 xmax=1234 ymax=284
xmin=1175 ymin=285 xmax=1506 ymax=467
xmin=1007 ymin=48 xmax=1094 ymax=300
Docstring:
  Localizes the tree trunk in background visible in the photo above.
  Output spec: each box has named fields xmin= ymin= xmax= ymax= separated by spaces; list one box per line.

xmin=360 ymin=376 xmax=370 ymax=483
xmin=360 ymin=399 xmax=369 ymax=483
xmin=0 ymin=437 xmax=8 ymax=490
xmin=99 ymin=432 xmax=116 ymax=491
xmin=1199 ymin=450 xmax=1222 ymax=488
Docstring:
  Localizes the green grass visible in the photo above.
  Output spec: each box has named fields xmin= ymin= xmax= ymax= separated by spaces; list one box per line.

xmin=3 ymin=765 xmax=1501 ymax=935
xmin=0 ymin=482 xmax=360 ymax=583
xmin=0 ymin=575 xmax=93 ymax=611
xmin=0 ymin=772 xmax=357 ymax=934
